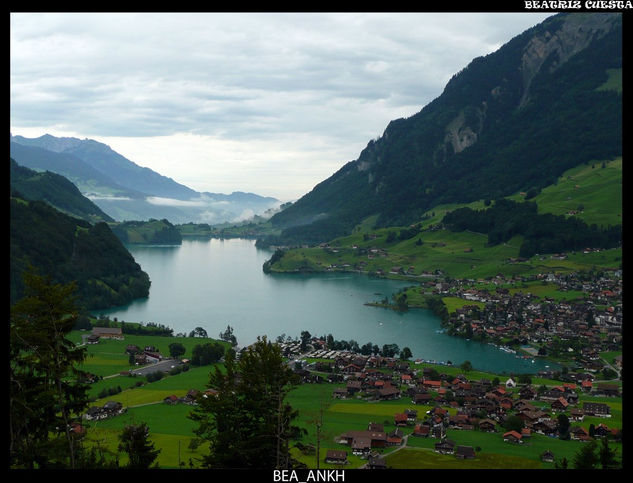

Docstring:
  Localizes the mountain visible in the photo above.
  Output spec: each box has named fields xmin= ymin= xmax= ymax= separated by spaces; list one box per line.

xmin=9 ymin=141 xmax=145 ymax=199
xmin=10 ymin=134 xmax=281 ymax=224
xmin=10 ymin=196 xmax=151 ymax=310
xmin=10 ymin=159 xmax=115 ymax=223
xmin=263 ymin=13 xmax=622 ymax=247
xmin=11 ymin=134 xmax=197 ymax=200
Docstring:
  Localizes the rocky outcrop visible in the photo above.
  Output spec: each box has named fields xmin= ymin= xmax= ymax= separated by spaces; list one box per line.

xmin=519 ymin=13 xmax=619 ymax=107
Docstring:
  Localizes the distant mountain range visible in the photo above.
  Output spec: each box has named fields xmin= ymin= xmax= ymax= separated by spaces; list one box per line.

xmin=262 ymin=12 xmax=622 ymax=247
xmin=10 ymin=134 xmax=280 ymax=224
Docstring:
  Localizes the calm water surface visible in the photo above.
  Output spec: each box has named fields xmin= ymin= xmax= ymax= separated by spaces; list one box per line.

xmin=97 ymin=238 xmax=556 ymax=374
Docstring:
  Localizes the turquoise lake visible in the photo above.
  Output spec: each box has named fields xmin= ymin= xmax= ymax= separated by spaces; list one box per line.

xmin=97 ymin=237 xmax=557 ymax=374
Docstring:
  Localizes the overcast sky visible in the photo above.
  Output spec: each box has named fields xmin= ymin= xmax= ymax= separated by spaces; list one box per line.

xmin=10 ymin=12 xmax=554 ymax=201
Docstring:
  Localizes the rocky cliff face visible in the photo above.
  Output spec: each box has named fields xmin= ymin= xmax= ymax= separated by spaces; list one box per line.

xmin=518 ymin=13 xmax=619 ymax=108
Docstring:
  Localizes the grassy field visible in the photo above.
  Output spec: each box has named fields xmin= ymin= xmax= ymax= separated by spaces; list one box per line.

xmin=270 ymin=156 xmax=621 ymax=281
xmin=73 ymin=331 xmax=623 ymax=469
xmin=270 ymin=221 xmax=621 ymax=281
xmin=71 ymin=330 xmax=229 ymax=398
xmin=507 ymin=157 xmax=622 ymax=228
xmin=385 ymin=447 xmax=543 ymax=469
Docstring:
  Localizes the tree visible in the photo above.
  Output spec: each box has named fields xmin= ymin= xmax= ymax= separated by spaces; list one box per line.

xmin=503 ymin=415 xmax=524 ymax=433
xmin=191 ymin=342 xmax=225 ymax=366
xmin=518 ymin=374 xmax=532 ymax=384
xmin=189 ymin=326 xmax=208 ymax=338
xmin=189 ymin=337 xmax=304 ymax=469
xmin=460 ymin=360 xmax=473 ymax=373
xmin=556 ymin=414 xmax=570 ymax=440
xmin=572 ymin=439 xmax=599 ymax=469
xmin=589 ymin=423 xmax=596 ymax=438
xmin=598 ymin=436 xmax=620 ymax=469
xmin=400 ymin=347 xmax=413 ymax=360
xmin=10 ymin=269 xmax=90 ymax=469
xmin=118 ymin=423 xmax=161 ymax=469
xmin=300 ymin=331 xmax=311 ymax=352
xmin=168 ymin=342 xmax=186 ymax=359
xmin=395 ymin=293 xmax=408 ymax=311
xmin=219 ymin=325 xmax=238 ymax=347
xmin=326 ymin=334 xmax=335 ymax=349
xmin=554 ymin=457 xmax=569 ymax=469
xmin=381 ymin=343 xmax=399 ymax=358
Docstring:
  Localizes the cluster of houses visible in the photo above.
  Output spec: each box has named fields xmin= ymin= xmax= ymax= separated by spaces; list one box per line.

xmin=83 ymin=401 xmax=126 ymax=421
xmin=125 ymin=344 xmax=164 ymax=365
xmin=162 ymin=388 xmax=218 ymax=405
xmin=433 ymin=270 xmax=622 ymax=371
xmin=306 ymin=349 xmax=621 ymax=466
xmin=311 ymin=240 xmax=621 ymax=375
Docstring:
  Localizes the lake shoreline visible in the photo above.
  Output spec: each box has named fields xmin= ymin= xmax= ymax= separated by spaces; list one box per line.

xmin=97 ymin=238 xmax=558 ymax=374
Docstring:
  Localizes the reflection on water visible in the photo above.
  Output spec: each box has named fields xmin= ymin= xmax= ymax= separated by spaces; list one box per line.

xmin=97 ymin=238 xmax=557 ymax=374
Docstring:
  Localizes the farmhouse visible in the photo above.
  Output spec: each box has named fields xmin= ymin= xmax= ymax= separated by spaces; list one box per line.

xmin=367 ymin=454 xmax=387 ymax=469
xmin=377 ymin=386 xmax=401 ymax=400
xmin=92 ymin=327 xmax=123 ymax=340
xmin=503 ymin=431 xmax=523 ymax=444
xmin=394 ymin=413 xmax=408 ymax=427
xmin=434 ymin=439 xmax=455 ymax=454
xmin=340 ymin=430 xmax=387 ymax=450
xmin=351 ymin=437 xmax=371 ymax=456
xmin=83 ymin=401 xmax=125 ymax=421
xmin=551 ymin=397 xmax=569 ymax=412
xmin=413 ymin=392 xmax=433 ymax=405
xmin=541 ymin=450 xmax=555 ymax=463
xmin=346 ymin=380 xmax=362 ymax=396
xmin=83 ymin=334 xmax=100 ymax=344
xmin=324 ymin=450 xmax=348 ymax=465
xmin=583 ymin=402 xmax=611 ymax=417
xmin=479 ymin=419 xmax=497 ymax=433
xmin=412 ymin=423 xmax=430 ymax=437
xmin=570 ymin=426 xmax=591 ymax=441
xmin=595 ymin=384 xmax=620 ymax=397
xmin=532 ymin=419 xmax=558 ymax=436
xmin=455 ymin=446 xmax=476 ymax=459
xmin=387 ymin=428 xmax=404 ymax=446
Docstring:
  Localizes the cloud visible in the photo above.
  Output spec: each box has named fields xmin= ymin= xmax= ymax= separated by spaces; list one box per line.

xmin=10 ymin=12 xmax=555 ymax=200
xmin=145 ymin=196 xmax=209 ymax=207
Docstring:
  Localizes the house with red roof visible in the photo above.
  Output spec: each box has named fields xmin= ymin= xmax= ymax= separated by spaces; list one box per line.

xmin=503 ymin=431 xmax=523 ymax=444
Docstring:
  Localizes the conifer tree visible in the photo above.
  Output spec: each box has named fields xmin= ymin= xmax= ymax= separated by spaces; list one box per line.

xmin=189 ymin=336 xmax=304 ymax=468
xmin=118 ymin=422 xmax=161 ymax=469
xmin=10 ymin=268 xmax=90 ymax=468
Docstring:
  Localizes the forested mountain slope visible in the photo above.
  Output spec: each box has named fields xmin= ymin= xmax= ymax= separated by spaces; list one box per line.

xmin=10 ymin=159 xmax=115 ymax=223
xmin=10 ymin=196 xmax=151 ymax=309
xmin=262 ymin=13 xmax=621 ymax=247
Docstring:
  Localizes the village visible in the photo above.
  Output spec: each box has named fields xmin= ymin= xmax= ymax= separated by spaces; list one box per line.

xmin=427 ymin=268 xmax=622 ymax=377
xmin=75 ymin=260 xmax=622 ymax=469
xmin=281 ymin=336 xmax=622 ymax=468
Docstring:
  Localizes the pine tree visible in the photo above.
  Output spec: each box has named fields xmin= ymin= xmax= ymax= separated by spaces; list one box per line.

xmin=118 ymin=423 xmax=161 ymax=469
xmin=598 ymin=436 xmax=620 ymax=469
xmin=572 ymin=439 xmax=599 ymax=469
xmin=189 ymin=337 xmax=304 ymax=468
xmin=10 ymin=268 xmax=90 ymax=468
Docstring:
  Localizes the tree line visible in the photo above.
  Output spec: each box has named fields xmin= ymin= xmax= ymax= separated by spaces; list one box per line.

xmin=441 ymin=198 xmax=621 ymax=258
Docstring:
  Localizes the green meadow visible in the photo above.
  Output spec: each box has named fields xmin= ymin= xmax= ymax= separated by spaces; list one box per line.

xmin=507 ymin=157 xmax=622 ymax=228
xmin=270 ymin=156 xmax=621 ymax=281
xmin=73 ymin=333 xmax=622 ymax=469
